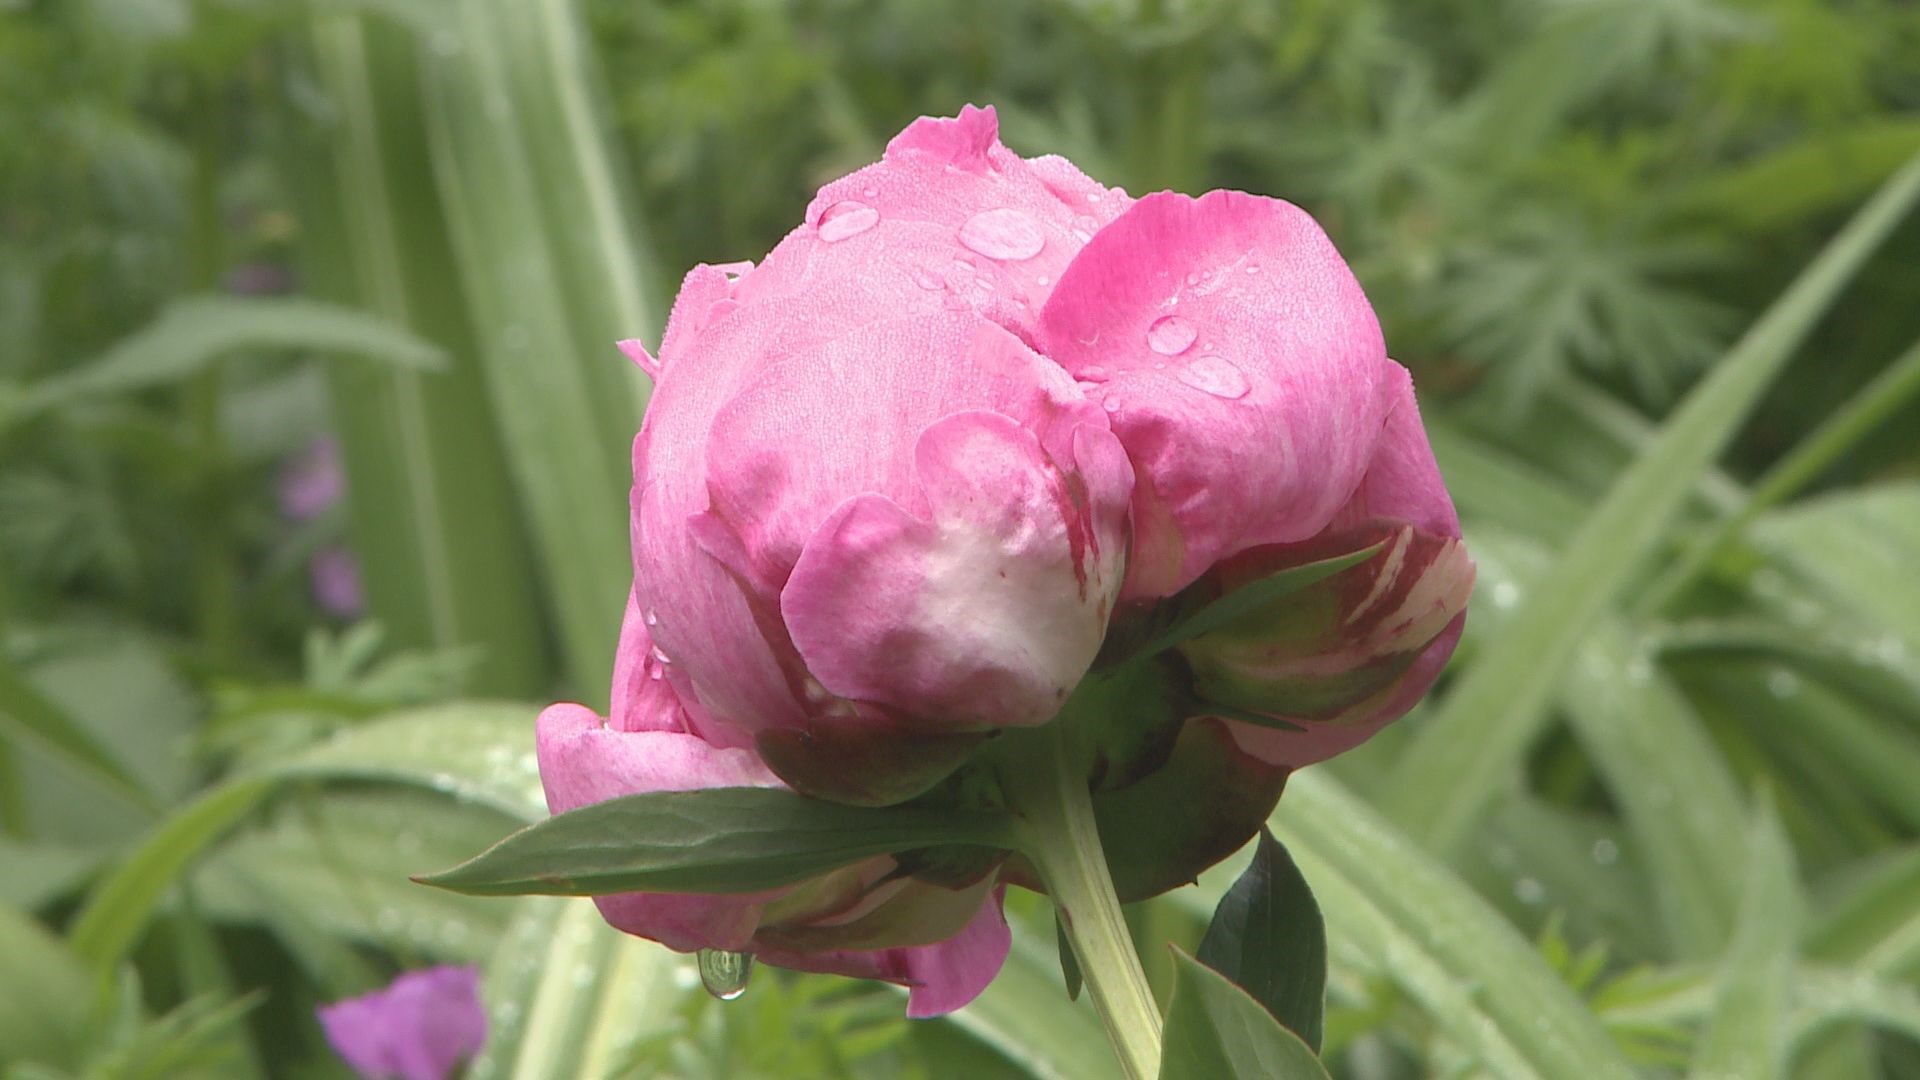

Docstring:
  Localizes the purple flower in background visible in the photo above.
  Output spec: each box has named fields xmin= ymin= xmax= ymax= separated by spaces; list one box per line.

xmin=317 ymin=966 xmax=488 ymax=1080
xmin=279 ymin=437 xmax=364 ymax=618
xmin=280 ymin=437 xmax=347 ymax=522
xmin=310 ymin=546 xmax=365 ymax=619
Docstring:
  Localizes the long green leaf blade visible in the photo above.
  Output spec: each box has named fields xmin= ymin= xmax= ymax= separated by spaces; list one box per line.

xmin=417 ymin=788 xmax=1015 ymax=896
xmin=1383 ymin=149 xmax=1920 ymax=852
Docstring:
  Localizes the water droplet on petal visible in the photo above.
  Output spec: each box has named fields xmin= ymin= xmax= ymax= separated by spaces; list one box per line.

xmin=1102 ymin=395 xmax=1122 ymax=414
xmin=1087 ymin=190 xmax=1104 ymax=203
xmin=910 ymin=266 xmax=943 ymax=290
xmin=958 ymin=208 xmax=1046 ymax=261
xmin=1185 ymin=271 xmax=1201 ymax=285
xmin=1036 ymin=275 xmax=1050 ymax=287
xmin=1178 ymin=355 xmax=1249 ymax=399
xmin=1146 ymin=315 xmax=1197 ymax=356
xmin=650 ymin=644 xmax=671 ymax=665
xmin=862 ymin=186 xmax=877 ymax=198
xmin=1079 ymin=365 xmax=1110 ymax=383
xmin=817 ymin=200 xmax=879 ymax=242
xmin=643 ymin=608 xmax=659 ymax=626
xmin=1244 ymin=263 xmax=1260 ymax=275
xmin=698 ymin=949 xmax=754 ymax=1001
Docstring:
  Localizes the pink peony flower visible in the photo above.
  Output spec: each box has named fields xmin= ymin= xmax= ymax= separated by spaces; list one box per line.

xmin=317 ymin=966 xmax=487 ymax=1080
xmin=538 ymin=105 xmax=1470 ymax=1013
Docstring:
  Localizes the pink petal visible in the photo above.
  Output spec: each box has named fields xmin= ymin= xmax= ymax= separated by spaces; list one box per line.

xmin=780 ymin=411 xmax=1124 ymax=731
xmin=628 ymin=109 xmax=1131 ymax=747
xmin=698 ymin=312 xmax=1112 ymax=596
xmin=534 ymin=703 xmax=784 ymax=952
xmin=1040 ymin=189 xmax=1393 ymax=597
xmin=759 ymin=885 xmax=1012 ymax=1018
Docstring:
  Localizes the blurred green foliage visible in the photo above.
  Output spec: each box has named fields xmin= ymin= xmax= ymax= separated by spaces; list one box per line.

xmin=4 ymin=0 xmax=1920 ymax=1077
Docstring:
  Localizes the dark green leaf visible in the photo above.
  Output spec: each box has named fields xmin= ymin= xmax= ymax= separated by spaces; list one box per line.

xmin=1159 ymin=949 xmax=1332 ymax=1080
xmin=417 ymin=787 xmax=1016 ymax=897
xmin=1197 ymin=830 xmax=1326 ymax=1051
xmin=1135 ymin=546 xmax=1382 ymax=661
xmin=1056 ymin=912 xmax=1083 ymax=1001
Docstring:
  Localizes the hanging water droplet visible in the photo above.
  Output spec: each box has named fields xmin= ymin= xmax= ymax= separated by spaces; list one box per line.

xmin=958 ymin=208 xmax=1046 ymax=261
xmin=650 ymin=644 xmax=671 ymax=665
xmin=1146 ymin=315 xmax=1197 ymax=356
xmin=698 ymin=949 xmax=753 ymax=1001
xmin=1178 ymin=355 xmax=1249 ymax=399
xmin=817 ymin=200 xmax=879 ymax=242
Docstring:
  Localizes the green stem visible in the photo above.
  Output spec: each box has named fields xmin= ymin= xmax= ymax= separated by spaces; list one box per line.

xmin=1003 ymin=724 xmax=1163 ymax=1080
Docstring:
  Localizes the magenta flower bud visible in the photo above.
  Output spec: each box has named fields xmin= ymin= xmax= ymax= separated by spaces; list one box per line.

xmin=317 ymin=966 xmax=487 ymax=1080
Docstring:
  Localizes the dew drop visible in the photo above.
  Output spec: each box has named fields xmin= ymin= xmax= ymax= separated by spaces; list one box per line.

xmin=909 ymin=266 xmax=944 ymax=290
xmin=1036 ymin=275 xmax=1051 ymax=287
xmin=1146 ymin=315 xmax=1197 ymax=356
xmin=1078 ymin=365 xmax=1111 ymax=384
xmin=1102 ymin=396 xmax=1122 ymax=414
xmin=958 ymin=208 xmax=1046 ymax=261
xmin=862 ymin=186 xmax=877 ymax=198
xmin=697 ymin=949 xmax=753 ymax=1001
xmin=650 ymin=644 xmax=671 ymax=665
xmin=817 ymin=200 xmax=879 ymax=243
xmin=1244 ymin=263 xmax=1261 ymax=275
xmin=1185 ymin=271 xmax=1201 ymax=285
xmin=643 ymin=608 xmax=659 ymax=626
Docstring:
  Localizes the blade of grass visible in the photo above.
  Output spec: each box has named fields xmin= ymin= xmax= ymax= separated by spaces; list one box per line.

xmin=1688 ymin=798 xmax=1799 ymax=1080
xmin=1180 ymin=772 xmax=1634 ymax=1079
xmin=1640 ymin=335 xmax=1920 ymax=613
xmin=416 ymin=0 xmax=642 ymax=694
xmin=297 ymin=13 xmax=553 ymax=698
xmin=1382 ymin=150 xmax=1920 ymax=852
xmin=66 ymin=778 xmax=276 ymax=976
xmin=1561 ymin=622 xmax=1747 ymax=957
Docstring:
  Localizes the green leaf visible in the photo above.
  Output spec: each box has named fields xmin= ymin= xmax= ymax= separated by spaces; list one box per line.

xmin=1056 ymin=913 xmax=1084 ymax=1001
xmin=1159 ymin=948 xmax=1331 ymax=1080
xmin=1383 ymin=148 xmax=1920 ymax=853
xmin=0 ymin=904 xmax=93 ymax=1070
xmin=1180 ymin=771 xmax=1637 ymax=1079
xmin=466 ymin=897 xmax=683 ymax=1080
xmin=1561 ymin=621 xmax=1748 ymax=957
xmin=417 ymin=787 xmax=1015 ymax=897
xmin=260 ymin=700 xmax=545 ymax=821
xmin=1134 ymin=545 xmax=1382 ymax=662
xmin=1196 ymin=830 xmax=1326 ymax=1051
xmin=194 ymin=790 xmax=516 ymax=965
xmin=295 ymin=15 xmax=555 ymax=699
xmin=1689 ymin=798 xmax=1800 ymax=1080
xmin=416 ymin=0 xmax=650 ymax=692
xmin=14 ymin=294 xmax=444 ymax=419
xmin=66 ymin=778 xmax=276 ymax=975
xmin=0 ymin=650 xmax=151 ymax=809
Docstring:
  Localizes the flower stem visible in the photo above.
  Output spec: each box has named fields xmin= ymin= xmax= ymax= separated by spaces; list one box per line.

xmin=1003 ymin=723 xmax=1163 ymax=1080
